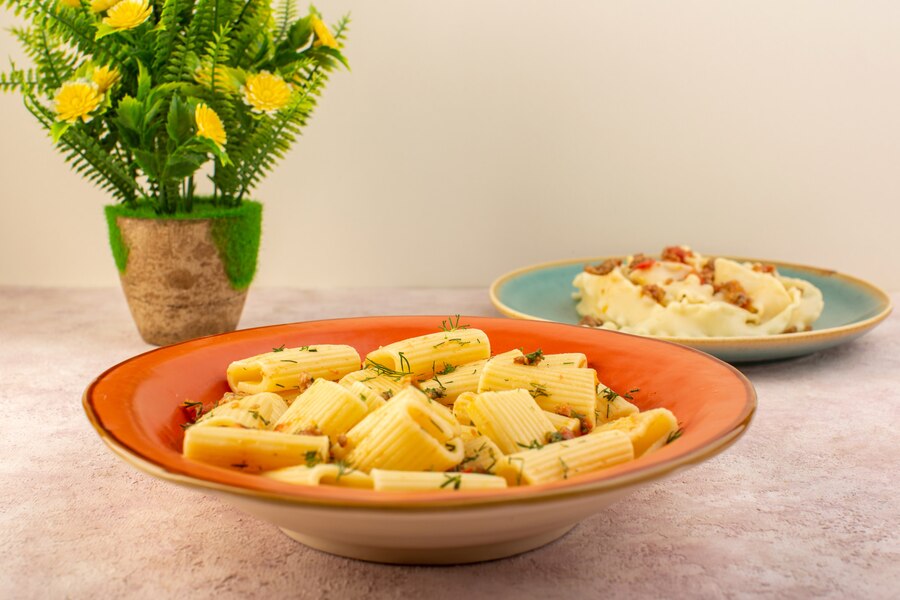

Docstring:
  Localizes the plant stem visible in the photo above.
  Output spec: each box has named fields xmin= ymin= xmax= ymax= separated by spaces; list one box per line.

xmin=186 ymin=176 xmax=194 ymax=212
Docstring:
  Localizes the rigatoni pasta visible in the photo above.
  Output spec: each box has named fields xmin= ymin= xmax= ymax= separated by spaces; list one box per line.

xmin=494 ymin=430 xmax=634 ymax=486
xmin=262 ymin=464 xmax=373 ymax=489
xmin=340 ymin=387 xmax=464 ymax=473
xmin=339 ymin=368 xmax=409 ymax=398
xmin=179 ymin=316 xmax=682 ymax=493
xmin=364 ymin=325 xmax=490 ymax=379
xmin=227 ymin=344 xmax=360 ymax=394
xmin=592 ymin=408 xmax=679 ymax=457
xmin=370 ymin=469 xmax=507 ymax=491
xmin=273 ymin=379 xmax=368 ymax=441
xmin=595 ymin=384 xmax=640 ymax=424
xmin=193 ymin=392 xmax=287 ymax=430
xmin=183 ymin=427 xmax=329 ymax=473
xmin=478 ymin=359 xmax=599 ymax=432
xmin=465 ymin=389 xmax=556 ymax=455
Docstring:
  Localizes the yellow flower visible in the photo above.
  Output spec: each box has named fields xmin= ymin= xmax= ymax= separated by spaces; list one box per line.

xmin=102 ymin=0 xmax=152 ymax=30
xmin=91 ymin=65 xmax=121 ymax=93
xmin=311 ymin=16 xmax=338 ymax=49
xmin=54 ymin=81 xmax=103 ymax=123
xmin=241 ymin=71 xmax=292 ymax=114
xmin=59 ymin=0 xmax=83 ymax=8
xmin=90 ymin=0 xmax=120 ymax=12
xmin=195 ymin=103 xmax=227 ymax=149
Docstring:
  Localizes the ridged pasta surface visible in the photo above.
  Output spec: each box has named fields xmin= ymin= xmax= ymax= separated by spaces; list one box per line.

xmin=495 ymin=430 xmax=633 ymax=485
xmin=227 ymin=345 xmax=361 ymax=394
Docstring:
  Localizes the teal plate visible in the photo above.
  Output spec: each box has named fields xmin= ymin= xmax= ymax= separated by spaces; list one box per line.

xmin=490 ymin=257 xmax=892 ymax=363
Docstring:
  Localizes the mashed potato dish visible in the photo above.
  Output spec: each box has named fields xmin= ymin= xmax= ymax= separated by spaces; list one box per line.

xmin=573 ymin=246 xmax=824 ymax=337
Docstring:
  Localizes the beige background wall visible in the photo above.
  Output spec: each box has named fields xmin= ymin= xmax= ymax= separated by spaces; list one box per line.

xmin=1 ymin=1 xmax=898 ymax=290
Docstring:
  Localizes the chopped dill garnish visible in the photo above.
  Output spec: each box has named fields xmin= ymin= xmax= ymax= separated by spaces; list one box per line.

xmin=305 ymin=450 xmax=321 ymax=468
xmin=280 ymin=359 xmax=298 ymax=363
xmin=181 ymin=400 xmax=204 ymax=421
xmin=666 ymin=428 xmax=684 ymax=445
xmin=366 ymin=358 xmax=411 ymax=381
xmin=600 ymin=386 xmax=639 ymax=419
xmin=423 ymin=387 xmax=446 ymax=400
xmin=275 ymin=383 xmax=285 ymax=388
xmin=440 ymin=473 xmax=463 ymax=490
xmin=398 ymin=352 xmax=411 ymax=373
xmin=457 ymin=442 xmax=487 ymax=467
xmin=600 ymin=387 xmax=619 ymax=402
xmin=528 ymin=382 xmax=550 ymax=399
xmin=437 ymin=363 xmax=456 ymax=375
xmin=432 ymin=373 xmax=447 ymax=390
xmin=559 ymin=458 xmax=570 ymax=479
xmin=439 ymin=315 xmax=470 ymax=332
xmin=248 ymin=410 xmax=270 ymax=426
xmin=517 ymin=439 xmax=544 ymax=450
xmin=272 ymin=345 xmax=286 ymax=352
xmin=298 ymin=346 xmax=318 ymax=353
xmin=334 ymin=460 xmax=354 ymax=482
xmin=515 ymin=349 xmax=544 ymax=366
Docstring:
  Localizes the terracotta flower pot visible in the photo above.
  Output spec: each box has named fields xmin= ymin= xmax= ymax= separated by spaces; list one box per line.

xmin=106 ymin=202 xmax=262 ymax=346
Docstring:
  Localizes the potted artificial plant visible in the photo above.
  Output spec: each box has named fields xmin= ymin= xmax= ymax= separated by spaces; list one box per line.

xmin=1 ymin=0 xmax=348 ymax=345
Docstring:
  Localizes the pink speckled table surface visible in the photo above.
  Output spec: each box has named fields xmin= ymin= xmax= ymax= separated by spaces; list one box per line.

xmin=1 ymin=286 xmax=898 ymax=599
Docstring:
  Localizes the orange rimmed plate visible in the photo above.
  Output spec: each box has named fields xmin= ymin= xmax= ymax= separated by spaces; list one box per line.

xmin=84 ymin=316 xmax=756 ymax=564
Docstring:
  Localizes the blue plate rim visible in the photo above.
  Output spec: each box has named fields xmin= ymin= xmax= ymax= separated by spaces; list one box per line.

xmin=489 ymin=255 xmax=893 ymax=349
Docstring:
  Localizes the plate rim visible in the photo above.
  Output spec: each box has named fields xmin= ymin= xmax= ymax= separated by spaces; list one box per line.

xmin=489 ymin=255 xmax=893 ymax=348
xmin=83 ymin=315 xmax=757 ymax=512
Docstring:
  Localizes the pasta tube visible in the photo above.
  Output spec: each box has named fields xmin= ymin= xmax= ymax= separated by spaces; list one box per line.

xmin=465 ymin=389 xmax=556 ymax=455
xmin=342 ymin=387 xmax=464 ymax=473
xmin=595 ymin=385 xmax=640 ymax=424
xmin=193 ymin=392 xmax=287 ymax=430
xmin=227 ymin=344 xmax=361 ymax=394
xmin=539 ymin=353 xmax=588 ymax=369
xmin=478 ymin=360 xmax=599 ymax=431
xmin=273 ymin=379 xmax=368 ymax=441
xmin=365 ymin=328 xmax=490 ymax=379
xmin=491 ymin=350 xmax=588 ymax=369
xmin=452 ymin=391 xmax=476 ymax=426
xmin=592 ymin=408 xmax=679 ymax=457
xmin=339 ymin=368 xmax=409 ymax=398
xmin=416 ymin=358 xmax=488 ymax=405
xmin=370 ymin=469 xmax=507 ymax=491
xmin=457 ymin=426 xmax=504 ymax=473
xmin=543 ymin=411 xmax=582 ymax=436
xmin=494 ymin=430 xmax=633 ymax=486
xmin=346 ymin=381 xmax=387 ymax=414
xmin=261 ymin=464 xmax=374 ymax=489
xmin=182 ymin=427 xmax=329 ymax=473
